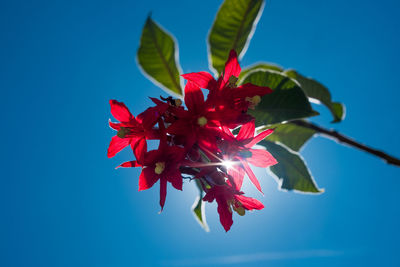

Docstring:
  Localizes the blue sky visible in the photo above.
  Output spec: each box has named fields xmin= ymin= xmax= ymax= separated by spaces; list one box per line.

xmin=1 ymin=0 xmax=400 ymax=266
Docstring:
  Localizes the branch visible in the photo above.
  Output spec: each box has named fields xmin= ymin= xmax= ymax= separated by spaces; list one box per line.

xmin=291 ymin=120 xmax=400 ymax=167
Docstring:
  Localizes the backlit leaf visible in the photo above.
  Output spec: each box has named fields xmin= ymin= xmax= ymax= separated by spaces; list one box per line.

xmin=137 ymin=17 xmax=183 ymax=97
xmin=241 ymin=69 xmax=318 ymax=126
xmin=260 ymin=140 xmax=323 ymax=193
xmin=192 ymin=180 xmax=209 ymax=232
xmin=239 ymin=62 xmax=284 ymax=82
xmin=285 ymin=70 xmax=345 ymax=122
xmin=260 ymin=122 xmax=315 ymax=151
xmin=208 ymin=0 xmax=265 ymax=75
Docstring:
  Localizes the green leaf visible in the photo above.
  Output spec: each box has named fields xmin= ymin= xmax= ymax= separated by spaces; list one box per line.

xmin=239 ymin=62 xmax=284 ymax=82
xmin=137 ymin=16 xmax=183 ymax=97
xmin=260 ymin=122 xmax=316 ymax=151
xmin=192 ymin=180 xmax=209 ymax=232
xmin=331 ymin=102 xmax=345 ymax=122
xmin=208 ymin=0 xmax=265 ymax=75
xmin=241 ymin=69 xmax=319 ymax=126
xmin=259 ymin=140 xmax=323 ymax=193
xmin=285 ymin=70 xmax=345 ymax=122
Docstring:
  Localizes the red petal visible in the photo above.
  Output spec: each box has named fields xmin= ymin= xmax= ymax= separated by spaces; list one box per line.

xmin=166 ymin=146 xmax=186 ymax=163
xmin=197 ymin=131 xmax=219 ymax=152
xmin=172 ymin=106 xmax=190 ymax=118
xmin=145 ymin=128 xmax=161 ymax=140
xmin=221 ymin=50 xmax=241 ymax=88
xmin=136 ymin=107 xmax=160 ymax=129
xmin=221 ymin=126 xmax=234 ymax=137
xmin=159 ymin=178 xmax=167 ymax=211
xmin=216 ymin=196 xmax=233 ymax=232
xmin=235 ymin=195 xmax=264 ymax=210
xmin=109 ymin=100 xmax=133 ymax=122
xmin=138 ymin=167 xmax=159 ymax=191
xmin=149 ymin=97 xmax=170 ymax=113
xmin=228 ymin=165 xmax=245 ymax=191
xmin=108 ymin=120 xmax=121 ymax=131
xmin=184 ymin=81 xmax=205 ymax=114
xmin=247 ymin=148 xmax=278 ymax=168
xmin=150 ymin=97 xmax=165 ymax=106
xmin=237 ymin=120 xmax=255 ymax=141
xmin=131 ymin=137 xmax=147 ymax=163
xmin=107 ymin=136 xmax=130 ymax=158
xmin=142 ymin=150 xmax=161 ymax=166
xmin=182 ymin=72 xmax=217 ymax=90
xmin=202 ymin=189 xmax=216 ymax=202
xmin=116 ymin=160 xmax=141 ymax=169
xmin=166 ymin=119 xmax=191 ymax=135
xmin=240 ymin=159 xmax=263 ymax=193
xmin=245 ymin=128 xmax=274 ymax=148
xmin=168 ymin=169 xmax=182 ymax=191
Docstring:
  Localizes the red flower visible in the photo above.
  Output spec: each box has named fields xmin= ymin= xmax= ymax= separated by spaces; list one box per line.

xmin=166 ymin=81 xmax=222 ymax=151
xmin=220 ymin=120 xmax=277 ymax=193
xmin=203 ymin=183 xmax=264 ymax=232
xmin=119 ymin=144 xmax=185 ymax=211
xmin=107 ymin=49 xmax=280 ymax=231
xmin=107 ymin=100 xmax=166 ymax=162
xmin=182 ymin=50 xmax=273 ymax=127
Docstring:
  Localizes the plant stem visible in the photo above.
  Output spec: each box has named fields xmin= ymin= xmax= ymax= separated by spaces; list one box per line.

xmin=291 ymin=120 xmax=400 ymax=167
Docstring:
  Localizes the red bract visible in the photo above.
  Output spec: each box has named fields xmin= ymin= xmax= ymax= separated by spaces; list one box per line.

xmin=220 ymin=120 xmax=277 ymax=192
xmin=203 ymin=183 xmax=264 ymax=232
xmin=107 ymin=100 xmax=166 ymax=162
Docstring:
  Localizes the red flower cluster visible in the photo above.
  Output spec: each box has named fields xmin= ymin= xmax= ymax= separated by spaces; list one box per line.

xmin=107 ymin=50 xmax=277 ymax=231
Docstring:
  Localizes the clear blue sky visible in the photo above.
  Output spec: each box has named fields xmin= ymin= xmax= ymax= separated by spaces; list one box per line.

xmin=1 ymin=0 xmax=400 ymax=266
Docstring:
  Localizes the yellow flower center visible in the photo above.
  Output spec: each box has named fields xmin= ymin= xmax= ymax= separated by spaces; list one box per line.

xmin=197 ymin=116 xmax=208 ymax=127
xmin=245 ymin=95 xmax=262 ymax=109
xmin=154 ymin=162 xmax=166 ymax=175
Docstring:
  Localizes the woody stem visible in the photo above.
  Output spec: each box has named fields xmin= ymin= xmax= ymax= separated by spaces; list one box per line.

xmin=291 ymin=120 xmax=400 ymax=167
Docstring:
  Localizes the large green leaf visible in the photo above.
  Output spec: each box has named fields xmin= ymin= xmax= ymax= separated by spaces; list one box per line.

xmin=192 ymin=180 xmax=209 ymax=232
xmin=285 ymin=70 xmax=345 ymax=122
xmin=137 ymin=17 xmax=183 ymax=97
xmin=239 ymin=62 xmax=284 ymax=82
xmin=208 ymin=0 xmax=265 ymax=75
xmin=241 ymin=69 xmax=318 ymax=126
xmin=260 ymin=122 xmax=315 ymax=151
xmin=260 ymin=140 xmax=323 ymax=193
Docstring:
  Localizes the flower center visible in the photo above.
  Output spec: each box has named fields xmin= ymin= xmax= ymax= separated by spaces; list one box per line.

xmin=117 ymin=127 xmax=130 ymax=138
xmin=245 ymin=95 xmax=262 ymax=109
xmin=154 ymin=162 xmax=166 ymax=175
xmin=197 ymin=116 xmax=208 ymax=127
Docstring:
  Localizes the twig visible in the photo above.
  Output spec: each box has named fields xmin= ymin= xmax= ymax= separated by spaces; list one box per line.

xmin=291 ymin=120 xmax=400 ymax=167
